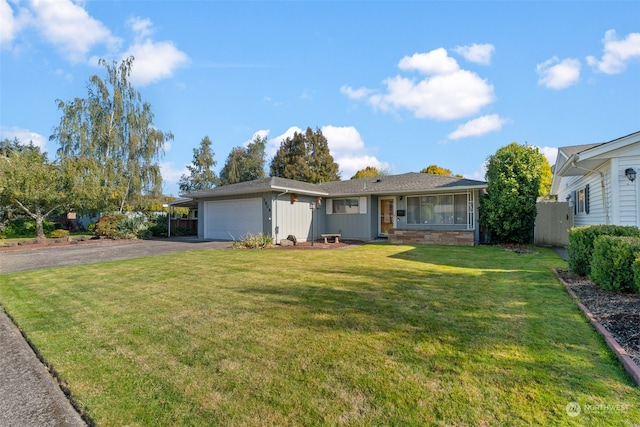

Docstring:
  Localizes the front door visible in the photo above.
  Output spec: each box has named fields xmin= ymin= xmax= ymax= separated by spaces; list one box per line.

xmin=379 ymin=197 xmax=395 ymax=236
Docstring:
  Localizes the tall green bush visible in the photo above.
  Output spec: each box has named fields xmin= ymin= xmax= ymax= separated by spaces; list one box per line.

xmin=590 ymin=235 xmax=640 ymax=293
xmin=633 ymin=257 xmax=640 ymax=294
xmin=567 ymin=225 xmax=640 ymax=275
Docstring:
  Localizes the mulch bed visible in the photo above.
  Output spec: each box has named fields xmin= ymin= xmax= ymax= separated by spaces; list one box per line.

xmin=557 ymin=269 xmax=640 ymax=368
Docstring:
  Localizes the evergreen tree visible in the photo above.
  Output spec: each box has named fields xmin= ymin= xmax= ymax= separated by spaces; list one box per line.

xmin=220 ymin=135 xmax=266 ymax=185
xmin=270 ymin=127 xmax=340 ymax=183
xmin=480 ymin=142 xmax=547 ymax=244
xmin=179 ymin=136 xmax=220 ymax=193
xmin=52 ymin=57 xmax=171 ymax=213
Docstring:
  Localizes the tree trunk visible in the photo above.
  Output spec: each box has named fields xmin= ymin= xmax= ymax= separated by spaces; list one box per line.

xmin=35 ymin=205 xmax=46 ymax=242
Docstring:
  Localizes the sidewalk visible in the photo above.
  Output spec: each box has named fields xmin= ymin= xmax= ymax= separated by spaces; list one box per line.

xmin=0 ymin=309 xmax=86 ymax=426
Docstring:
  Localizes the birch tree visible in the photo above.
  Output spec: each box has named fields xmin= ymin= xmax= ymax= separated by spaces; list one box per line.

xmin=51 ymin=57 xmax=171 ymax=213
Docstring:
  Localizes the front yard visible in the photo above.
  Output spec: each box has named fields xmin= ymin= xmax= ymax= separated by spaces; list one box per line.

xmin=0 ymin=244 xmax=638 ymax=425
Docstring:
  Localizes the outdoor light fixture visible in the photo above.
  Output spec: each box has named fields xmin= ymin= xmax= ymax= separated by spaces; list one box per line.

xmin=625 ymin=168 xmax=636 ymax=182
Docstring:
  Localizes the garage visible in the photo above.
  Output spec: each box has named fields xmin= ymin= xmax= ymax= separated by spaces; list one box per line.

xmin=204 ymin=198 xmax=263 ymax=240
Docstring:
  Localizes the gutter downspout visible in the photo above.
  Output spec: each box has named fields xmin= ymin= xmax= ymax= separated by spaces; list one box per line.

xmin=572 ymin=161 xmax=609 ymax=224
xmin=274 ymin=190 xmax=288 ymax=243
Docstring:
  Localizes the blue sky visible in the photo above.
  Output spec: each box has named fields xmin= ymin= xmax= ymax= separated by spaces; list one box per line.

xmin=1 ymin=1 xmax=639 ymax=197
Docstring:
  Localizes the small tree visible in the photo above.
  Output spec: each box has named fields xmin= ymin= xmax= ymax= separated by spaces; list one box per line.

xmin=351 ymin=166 xmax=388 ymax=180
xmin=420 ymin=164 xmax=463 ymax=178
xmin=270 ymin=127 xmax=340 ymax=183
xmin=0 ymin=144 xmax=69 ymax=240
xmin=179 ymin=136 xmax=220 ymax=193
xmin=481 ymin=142 xmax=547 ymax=244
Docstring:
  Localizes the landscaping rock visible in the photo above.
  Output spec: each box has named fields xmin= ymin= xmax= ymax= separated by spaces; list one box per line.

xmin=280 ymin=239 xmax=294 ymax=246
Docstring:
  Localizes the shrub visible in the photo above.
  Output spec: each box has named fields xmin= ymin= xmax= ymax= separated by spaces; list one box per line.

xmin=233 ymin=232 xmax=273 ymax=249
xmin=49 ymin=229 xmax=70 ymax=239
xmin=567 ymin=225 xmax=640 ymax=275
xmin=94 ymin=214 xmax=129 ymax=239
xmin=590 ymin=235 xmax=640 ymax=293
xmin=634 ymin=257 xmax=640 ymax=294
xmin=1 ymin=217 xmax=56 ymax=238
xmin=147 ymin=213 xmax=168 ymax=237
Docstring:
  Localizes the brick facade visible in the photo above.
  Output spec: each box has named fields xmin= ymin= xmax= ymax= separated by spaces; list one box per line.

xmin=387 ymin=228 xmax=475 ymax=246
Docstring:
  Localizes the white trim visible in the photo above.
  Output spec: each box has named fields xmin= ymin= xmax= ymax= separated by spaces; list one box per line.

xmin=359 ymin=196 xmax=367 ymax=214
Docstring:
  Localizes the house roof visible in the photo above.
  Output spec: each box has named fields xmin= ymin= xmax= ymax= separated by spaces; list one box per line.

xmin=183 ymin=176 xmax=329 ymax=199
xmin=551 ymin=130 xmax=640 ymax=194
xmin=173 ymin=172 xmax=487 ymax=208
xmin=319 ymin=172 xmax=486 ymax=196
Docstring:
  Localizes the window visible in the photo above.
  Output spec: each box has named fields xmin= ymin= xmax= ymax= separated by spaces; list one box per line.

xmin=575 ymin=185 xmax=590 ymax=215
xmin=406 ymin=194 xmax=468 ymax=225
xmin=332 ymin=198 xmax=360 ymax=214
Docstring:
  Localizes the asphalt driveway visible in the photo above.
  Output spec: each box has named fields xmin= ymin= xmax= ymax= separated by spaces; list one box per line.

xmin=0 ymin=237 xmax=232 ymax=274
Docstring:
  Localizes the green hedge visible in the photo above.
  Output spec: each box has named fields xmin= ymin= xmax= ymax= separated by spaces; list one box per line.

xmin=567 ymin=225 xmax=640 ymax=275
xmin=590 ymin=235 xmax=640 ymax=293
xmin=634 ymin=258 xmax=640 ymax=294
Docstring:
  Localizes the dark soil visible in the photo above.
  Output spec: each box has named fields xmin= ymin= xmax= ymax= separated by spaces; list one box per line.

xmin=557 ymin=269 xmax=640 ymax=367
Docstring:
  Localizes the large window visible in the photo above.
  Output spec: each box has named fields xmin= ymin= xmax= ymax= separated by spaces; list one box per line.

xmin=407 ymin=194 xmax=468 ymax=225
xmin=332 ymin=198 xmax=360 ymax=214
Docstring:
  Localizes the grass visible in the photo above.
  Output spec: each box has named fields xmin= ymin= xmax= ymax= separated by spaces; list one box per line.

xmin=0 ymin=244 xmax=639 ymax=426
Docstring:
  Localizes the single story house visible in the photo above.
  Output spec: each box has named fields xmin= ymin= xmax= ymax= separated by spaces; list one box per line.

xmin=173 ymin=172 xmax=487 ymax=245
xmin=550 ymin=130 xmax=640 ymax=227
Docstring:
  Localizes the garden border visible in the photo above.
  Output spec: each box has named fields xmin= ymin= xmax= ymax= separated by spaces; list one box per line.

xmin=554 ymin=269 xmax=640 ymax=387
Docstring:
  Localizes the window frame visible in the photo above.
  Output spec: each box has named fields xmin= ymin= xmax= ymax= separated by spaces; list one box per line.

xmin=331 ymin=198 xmax=360 ymax=215
xmin=406 ymin=193 xmax=470 ymax=226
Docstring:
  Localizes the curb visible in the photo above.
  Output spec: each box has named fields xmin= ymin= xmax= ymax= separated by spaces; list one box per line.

xmin=553 ymin=269 xmax=640 ymax=387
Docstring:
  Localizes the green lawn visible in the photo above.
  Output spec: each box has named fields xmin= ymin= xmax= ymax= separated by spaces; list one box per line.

xmin=1 ymin=244 xmax=638 ymax=426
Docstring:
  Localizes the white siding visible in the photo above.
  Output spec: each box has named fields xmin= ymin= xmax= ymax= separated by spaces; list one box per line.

xmin=616 ymin=156 xmax=639 ymax=226
xmin=557 ymin=164 xmax=610 ymax=227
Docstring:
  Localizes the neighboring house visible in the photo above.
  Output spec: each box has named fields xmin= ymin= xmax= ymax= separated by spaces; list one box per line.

xmin=550 ymin=130 xmax=640 ymax=227
xmin=173 ymin=172 xmax=487 ymax=245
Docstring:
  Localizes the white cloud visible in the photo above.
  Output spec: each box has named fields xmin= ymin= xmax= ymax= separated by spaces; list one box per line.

xmin=454 ymin=43 xmax=495 ymax=65
xmin=321 ymin=125 xmax=388 ymax=179
xmin=29 ymin=0 xmax=120 ymax=62
xmin=160 ymin=161 xmax=188 ymax=191
xmin=345 ymin=48 xmax=495 ymax=121
xmin=398 ymin=48 xmax=460 ymax=75
xmin=320 ymin=125 xmax=365 ymax=155
xmin=0 ymin=0 xmax=31 ymax=48
xmin=536 ymin=146 xmax=558 ymax=166
xmin=536 ymin=57 xmax=581 ymax=90
xmin=334 ymin=154 xmax=390 ymax=180
xmin=447 ymin=114 xmax=508 ymax=140
xmin=128 ymin=16 xmax=154 ymax=40
xmin=586 ymin=30 xmax=640 ymax=74
xmin=0 ymin=126 xmax=47 ymax=151
xmin=340 ymin=85 xmax=373 ymax=100
xmin=369 ymin=69 xmax=494 ymax=120
xmin=119 ymin=17 xmax=189 ymax=87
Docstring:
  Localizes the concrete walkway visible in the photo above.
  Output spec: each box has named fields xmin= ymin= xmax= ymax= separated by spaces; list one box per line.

xmin=0 ymin=237 xmax=232 ymax=425
xmin=0 ymin=310 xmax=87 ymax=427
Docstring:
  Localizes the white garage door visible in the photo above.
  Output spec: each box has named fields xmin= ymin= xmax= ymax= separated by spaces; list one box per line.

xmin=204 ymin=198 xmax=262 ymax=240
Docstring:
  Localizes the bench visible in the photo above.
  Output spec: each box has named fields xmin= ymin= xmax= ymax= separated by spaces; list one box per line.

xmin=321 ymin=233 xmax=341 ymax=244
